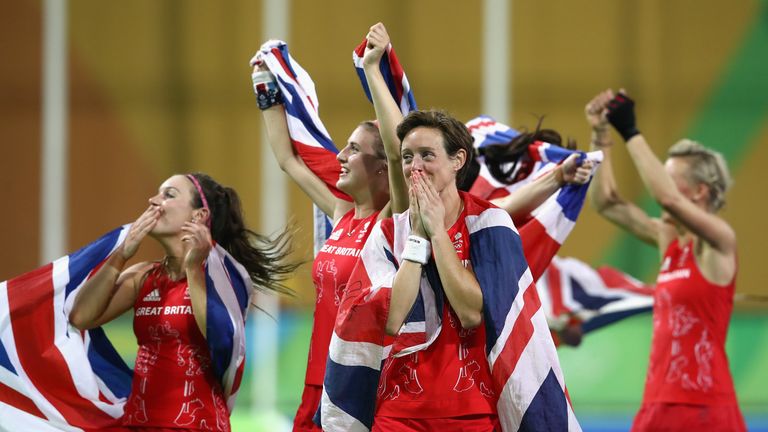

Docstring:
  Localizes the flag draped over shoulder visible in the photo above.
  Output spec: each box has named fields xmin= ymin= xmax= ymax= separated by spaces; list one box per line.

xmin=466 ymin=116 xmax=653 ymax=335
xmin=321 ymin=193 xmax=581 ymax=432
xmin=0 ymin=226 xmax=253 ymax=431
xmin=466 ymin=115 xmax=604 ymax=279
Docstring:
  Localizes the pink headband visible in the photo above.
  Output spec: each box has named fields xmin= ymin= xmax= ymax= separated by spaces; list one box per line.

xmin=186 ymin=174 xmax=212 ymax=228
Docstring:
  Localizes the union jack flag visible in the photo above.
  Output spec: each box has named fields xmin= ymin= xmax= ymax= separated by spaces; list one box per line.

xmin=0 ymin=225 xmax=253 ymax=430
xmin=352 ymin=38 xmax=418 ymax=114
xmin=321 ymin=193 xmax=582 ymax=431
xmin=466 ymin=116 xmax=653 ymax=337
xmin=255 ymin=40 xmax=349 ymax=202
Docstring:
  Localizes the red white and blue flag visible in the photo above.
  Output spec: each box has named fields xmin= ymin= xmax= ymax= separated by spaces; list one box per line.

xmin=352 ymin=38 xmax=418 ymax=115
xmin=255 ymin=40 xmax=349 ymax=202
xmin=321 ymin=193 xmax=582 ymax=431
xmin=538 ymin=256 xmax=654 ymax=336
xmin=0 ymin=225 xmax=253 ymax=430
xmin=466 ymin=116 xmax=653 ymax=334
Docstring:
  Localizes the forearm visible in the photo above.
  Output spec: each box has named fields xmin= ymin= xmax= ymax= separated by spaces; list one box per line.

xmin=261 ymin=105 xmax=337 ymax=216
xmin=387 ymin=261 xmax=423 ymax=335
xmin=625 ymin=134 xmax=681 ymax=208
xmin=492 ymin=168 xmax=562 ymax=219
xmin=589 ymin=130 xmax=622 ymax=212
xmin=431 ymin=232 xmax=483 ymax=329
xmin=186 ymin=265 xmax=208 ymax=338
xmin=364 ymin=63 xmax=408 ymax=213
xmin=261 ymin=105 xmax=297 ymax=170
xmin=69 ymin=252 xmax=127 ymax=328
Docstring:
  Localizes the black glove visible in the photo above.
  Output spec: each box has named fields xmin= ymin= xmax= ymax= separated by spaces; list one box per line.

xmin=606 ymin=93 xmax=640 ymax=141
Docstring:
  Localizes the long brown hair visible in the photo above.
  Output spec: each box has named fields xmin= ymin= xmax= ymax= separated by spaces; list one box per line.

xmin=188 ymin=173 xmax=299 ymax=295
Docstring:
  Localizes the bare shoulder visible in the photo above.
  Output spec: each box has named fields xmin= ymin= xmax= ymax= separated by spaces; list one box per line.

xmin=117 ymin=261 xmax=156 ymax=287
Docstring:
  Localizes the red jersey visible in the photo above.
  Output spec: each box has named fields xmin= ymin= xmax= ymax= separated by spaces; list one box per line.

xmin=642 ymin=238 xmax=741 ymax=406
xmin=305 ymin=210 xmax=380 ymax=385
xmin=123 ymin=265 xmax=230 ymax=431
xmin=376 ymin=209 xmax=497 ymax=419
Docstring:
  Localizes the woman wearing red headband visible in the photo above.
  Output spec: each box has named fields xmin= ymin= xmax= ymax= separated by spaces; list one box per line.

xmin=69 ymin=173 xmax=296 ymax=431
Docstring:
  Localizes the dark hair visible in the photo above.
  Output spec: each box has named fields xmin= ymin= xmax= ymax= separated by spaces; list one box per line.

xmin=480 ymin=120 xmax=576 ymax=186
xmin=357 ymin=120 xmax=385 ymax=160
xmin=188 ymin=173 xmax=298 ymax=295
xmin=396 ymin=110 xmax=475 ymax=186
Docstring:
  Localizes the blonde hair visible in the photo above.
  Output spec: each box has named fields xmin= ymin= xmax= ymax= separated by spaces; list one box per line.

xmin=667 ymin=139 xmax=733 ymax=211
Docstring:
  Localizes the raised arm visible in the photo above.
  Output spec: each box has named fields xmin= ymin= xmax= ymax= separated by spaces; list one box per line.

xmin=586 ymin=90 xmax=666 ymax=248
xmin=491 ymin=153 xmax=593 ymax=221
xmin=252 ymin=63 xmax=352 ymax=222
xmin=69 ymin=208 xmax=158 ymax=329
xmin=606 ymin=91 xmax=736 ymax=255
xmin=361 ymin=23 xmax=408 ymax=214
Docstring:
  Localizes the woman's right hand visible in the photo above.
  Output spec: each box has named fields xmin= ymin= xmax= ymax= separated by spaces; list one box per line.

xmin=585 ymin=89 xmax=613 ymax=130
xmin=120 ymin=206 xmax=160 ymax=260
xmin=560 ymin=154 xmax=595 ymax=185
xmin=363 ymin=22 xmax=390 ymax=69
xmin=409 ymin=181 xmax=426 ymax=238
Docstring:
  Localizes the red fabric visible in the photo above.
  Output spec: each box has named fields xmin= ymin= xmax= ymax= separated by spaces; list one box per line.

xmin=376 ymin=212 xmax=497 ymax=419
xmin=122 ymin=266 xmax=229 ymax=431
xmin=632 ymin=402 xmax=746 ymax=432
xmin=642 ymin=239 xmax=742 ymax=407
xmin=293 ymin=384 xmax=323 ymax=432
xmin=304 ymin=210 xmax=380 ymax=386
xmin=372 ymin=414 xmax=499 ymax=432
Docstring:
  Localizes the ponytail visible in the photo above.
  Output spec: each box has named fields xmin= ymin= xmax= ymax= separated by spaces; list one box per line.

xmin=481 ymin=119 xmax=576 ymax=185
xmin=188 ymin=173 xmax=299 ymax=295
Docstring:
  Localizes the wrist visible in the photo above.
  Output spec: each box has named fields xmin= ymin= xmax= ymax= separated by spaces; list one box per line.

xmin=618 ymin=127 xmax=640 ymax=142
xmin=554 ymin=166 xmax=565 ymax=186
xmin=184 ymin=262 xmax=205 ymax=276
xmin=251 ymin=71 xmax=284 ymax=110
xmin=402 ymin=235 xmax=431 ymax=265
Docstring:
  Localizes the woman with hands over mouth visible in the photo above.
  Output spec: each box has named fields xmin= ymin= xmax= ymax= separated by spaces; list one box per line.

xmin=373 ymin=110 xmax=500 ymax=432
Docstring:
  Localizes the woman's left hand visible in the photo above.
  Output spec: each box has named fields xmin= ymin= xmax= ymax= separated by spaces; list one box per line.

xmin=412 ymin=171 xmax=445 ymax=238
xmin=182 ymin=221 xmax=213 ymax=272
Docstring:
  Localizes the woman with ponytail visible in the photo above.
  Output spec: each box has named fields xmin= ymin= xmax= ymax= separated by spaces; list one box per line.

xmin=69 ymin=173 xmax=297 ymax=431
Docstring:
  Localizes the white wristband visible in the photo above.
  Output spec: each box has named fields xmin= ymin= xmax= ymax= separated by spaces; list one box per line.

xmin=401 ymin=235 xmax=431 ymax=265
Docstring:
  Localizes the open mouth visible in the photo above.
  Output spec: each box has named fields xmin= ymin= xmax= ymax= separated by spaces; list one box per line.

xmin=339 ymin=166 xmax=350 ymax=177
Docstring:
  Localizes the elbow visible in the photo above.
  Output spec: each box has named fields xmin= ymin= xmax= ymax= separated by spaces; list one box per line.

xmin=657 ymin=193 xmax=682 ymax=213
xmin=458 ymin=311 xmax=483 ymax=330
xmin=68 ymin=310 xmax=91 ymax=331
xmin=592 ymin=189 xmax=622 ymax=214
xmin=385 ymin=321 xmax=401 ymax=337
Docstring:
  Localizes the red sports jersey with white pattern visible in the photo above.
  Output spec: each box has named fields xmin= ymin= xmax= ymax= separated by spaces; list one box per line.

xmin=305 ymin=210 xmax=380 ymax=385
xmin=642 ymin=239 xmax=741 ymax=407
xmin=376 ymin=209 xmax=497 ymax=419
xmin=122 ymin=264 xmax=230 ymax=431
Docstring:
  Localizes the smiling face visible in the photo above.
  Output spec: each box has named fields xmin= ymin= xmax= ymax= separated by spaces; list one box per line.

xmin=401 ymin=126 xmax=466 ymax=194
xmin=335 ymin=125 xmax=387 ymax=197
xmin=147 ymin=175 xmax=205 ymax=237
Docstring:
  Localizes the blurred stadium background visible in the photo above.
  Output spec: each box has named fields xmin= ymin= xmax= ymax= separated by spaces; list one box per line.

xmin=2 ymin=0 xmax=767 ymax=430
